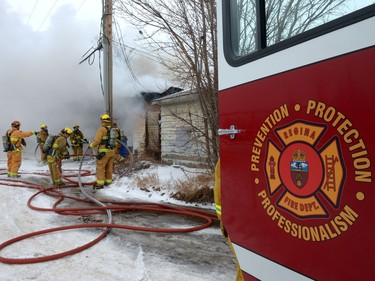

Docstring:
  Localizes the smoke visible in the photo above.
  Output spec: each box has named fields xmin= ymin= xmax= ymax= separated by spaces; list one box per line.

xmin=0 ymin=1 xmax=173 ymax=155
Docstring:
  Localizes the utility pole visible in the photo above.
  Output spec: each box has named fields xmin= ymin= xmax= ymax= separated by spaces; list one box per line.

xmin=103 ymin=0 xmax=113 ymax=119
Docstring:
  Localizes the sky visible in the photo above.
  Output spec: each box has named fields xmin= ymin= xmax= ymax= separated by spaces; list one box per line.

xmin=0 ymin=0 xmax=174 ymax=149
xmin=0 ymin=155 xmax=237 ymax=280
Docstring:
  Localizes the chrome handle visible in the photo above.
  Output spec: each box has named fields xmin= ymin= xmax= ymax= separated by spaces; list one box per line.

xmin=218 ymin=125 xmax=239 ymax=139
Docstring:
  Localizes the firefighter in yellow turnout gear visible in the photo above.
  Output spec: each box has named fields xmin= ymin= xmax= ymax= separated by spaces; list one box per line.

xmin=214 ymin=159 xmax=244 ymax=281
xmin=36 ymin=124 xmax=49 ymax=163
xmin=70 ymin=123 xmax=87 ymax=161
xmin=89 ymin=114 xmax=115 ymax=189
xmin=47 ymin=128 xmax=72 ymax=187
xmin=6 ymin=120 xmax=36 ymax=177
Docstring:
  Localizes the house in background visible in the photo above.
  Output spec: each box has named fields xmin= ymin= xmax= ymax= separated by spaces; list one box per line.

xmin=153 ymin=89 xmax=209 ymax=168
xmin=132 ymin=87 xmax=208 ymax=168
xmin=132 ymin=87 xmax=182 ymax=159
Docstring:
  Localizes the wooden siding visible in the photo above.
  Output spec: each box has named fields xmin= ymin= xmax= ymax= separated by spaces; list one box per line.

xmin=132 ymin=113 xmax=146 ymax=154
xmin=156 ymin=91 xmax=208 ymax=167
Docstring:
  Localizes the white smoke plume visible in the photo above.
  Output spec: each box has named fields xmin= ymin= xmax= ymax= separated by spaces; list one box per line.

xmin=0 ymin=0 xmax=173 ymax=153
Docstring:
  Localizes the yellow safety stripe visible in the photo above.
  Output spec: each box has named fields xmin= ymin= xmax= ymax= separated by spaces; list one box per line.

xmin=47 ymin=158 xmax=56 ymax=163
xmin=98 ymin=148 xmax=113 ymax=152
xmin=215 ymin=204 xmax=222 ymax=216
xmin=10 ymin=137 xmax=22 ymax=148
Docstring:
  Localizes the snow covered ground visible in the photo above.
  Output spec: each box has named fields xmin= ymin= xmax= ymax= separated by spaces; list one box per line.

xmin=0 ymin=153 xmax=236 ymax=281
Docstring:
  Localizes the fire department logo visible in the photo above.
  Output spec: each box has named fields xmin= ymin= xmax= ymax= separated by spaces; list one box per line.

xmin=265 ymin=120 xmax=346 ymax=219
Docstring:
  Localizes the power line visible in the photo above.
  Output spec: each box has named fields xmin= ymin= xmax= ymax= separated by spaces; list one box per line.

xmin=27 ymin=0 xmax=39 ymax=25
xmin=76 ymin=0 xmax=87 ymax=14
xmin=112 ymin=38 xmax=162 ymax=63
xmin=113 ymin=17 xmax=152 ymax=92
xmin=37 ymin=0 xmax=59 ymax=31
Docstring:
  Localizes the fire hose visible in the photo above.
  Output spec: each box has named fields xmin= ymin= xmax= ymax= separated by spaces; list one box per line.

xmin=0 ymin=143 xmax=218 ymax=264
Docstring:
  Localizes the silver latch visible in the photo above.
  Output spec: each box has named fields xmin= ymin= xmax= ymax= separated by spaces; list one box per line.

xmin=218 ymin=125 xmax=239 ymax=139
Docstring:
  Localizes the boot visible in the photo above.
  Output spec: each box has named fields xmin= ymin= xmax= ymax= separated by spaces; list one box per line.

xmin=93 ymin=183 xmax=104 ymax=190
xmin=53 ymin=181 xmax=65 ymax=188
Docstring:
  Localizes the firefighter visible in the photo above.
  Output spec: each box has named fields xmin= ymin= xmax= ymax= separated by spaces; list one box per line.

xmin=89 ymin=113 xmax=115 ymax=189
xmin=70 ymin=123 xmax=87 ymax=161
xmin=112 ymin=122 xmax=125 ymax=163
xmin=6 ymin=121 xmax=36 ymax=178
xmin=214 ymin=159 xmax=244 ymax=281
xmin=36 ymin=124 xmax=49 ymax=163
xmin=47 ymin=128 xmax=72 ymax=187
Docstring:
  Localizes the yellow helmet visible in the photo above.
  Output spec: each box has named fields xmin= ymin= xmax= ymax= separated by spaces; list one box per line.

xmin=100 ymin=113 xmax=111 ymax=122
xmin=64 ymin=127 xmax=73 ymax=135
xmin=41 ymin=124 xmax=47 ymax=129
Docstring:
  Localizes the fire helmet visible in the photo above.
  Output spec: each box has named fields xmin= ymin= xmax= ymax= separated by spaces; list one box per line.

xmin=73 ymin=123 xmax=79 ymax=128
xmin=41 ymin=124 xmax=47 ymax=129
xmin=100 ymin=114 xmax=111 ymax=122
xmin=64 ymin=127 xmax=73 ymax=135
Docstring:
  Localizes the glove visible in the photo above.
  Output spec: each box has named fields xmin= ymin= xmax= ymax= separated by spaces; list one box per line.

xmin=32 ymin=131 xmax=37 ymax=135
xmin=89 ymin=142 xmax=94 ymax=148
xmin=96 ymin=151 xmax=106 ymax=160
xmin=83 ymin=139 xmax=89 ymax=143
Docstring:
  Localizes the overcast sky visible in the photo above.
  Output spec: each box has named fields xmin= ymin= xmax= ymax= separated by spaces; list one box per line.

xmin=0 ymin=0 xmax=173 ymax=147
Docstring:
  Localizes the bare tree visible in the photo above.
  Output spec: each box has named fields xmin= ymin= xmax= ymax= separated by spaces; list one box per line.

xmin=116 ymin=0 xmax=219 ymax=170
